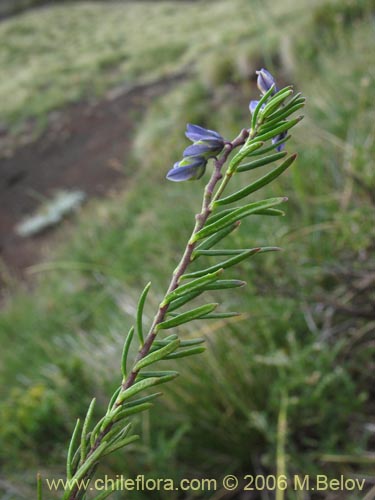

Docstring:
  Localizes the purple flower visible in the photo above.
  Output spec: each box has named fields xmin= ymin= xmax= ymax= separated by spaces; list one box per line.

xmin=184 ymin=124 xmax=224 ymax=159
xmin=166 ymin=156 xmax=207 ymax=182
xmin=185 ymin=124 xmax=223 ymax=142
xmin=249 ymin=100 xmax=265 ymax=114
xmin=272 ymin=132 xmax=287 ymax=152
xmin=256 ymin=68 xmax=278 ymax=95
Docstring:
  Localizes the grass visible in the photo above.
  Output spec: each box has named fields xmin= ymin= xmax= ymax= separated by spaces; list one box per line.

xmin=0 ymin=0 xmax=328 ymax=132
xmin=0 ymin=0 xmax=374 ymax=498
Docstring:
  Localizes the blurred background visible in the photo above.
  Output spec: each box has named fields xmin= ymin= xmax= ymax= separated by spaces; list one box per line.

xmin=0 ymin=0 xmax=374 ymax=498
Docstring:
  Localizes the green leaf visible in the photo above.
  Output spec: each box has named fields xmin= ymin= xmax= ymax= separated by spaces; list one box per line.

xmin=107 ymin=386 xmax=122 ymax=414
xmin=63 ymin=442 xmax=108 ymax=499
xmin=162 ymin=268 xmax=223 ymax=305
xmin=206 ymin=207 xmax=236 ymax=225
xmin=182 ymin=248 xmax=261 ymax=279
xmin=194 ymin=197 xmax=287 ymax=240
xmin=256 ymin=116 xmax=303 ymax=143
xmin=216 ymin=154 xmax=297 ymax=205
xmin=201 ymin=311 xmax=241 ymax=319
xmin=103 ymin=422 xmax=132 ymax=446
xmin=121 ymin=326 xmax=134 ymax=378
xmin=182 ymin=246 xmax=279 ymax=279
xmin=253 ymin=208 xmax=286 ymax=216
xmin=113 ymin=402 xmax=154 ymax=421
xmin=157 ymin=303 xmax=218 ymax=330
xmin=153 ymin=334 xmax=178 ymax=345
xmin=264 ymin=100 xmax=305 ymax=127
xmin=117 ymin=373 xmax=178 ymax=404
xmin=237 ymin=151 xmax=287 ymax=172
xmin=260 ymin=88 xmax=293 ymax=118
xmin=193 ymin=221 xmax=240 ymax=253
xmin=136 ymin=282 xmax=151 ymax=346
xmin=122 ymin=392 xmax=162 ymax=408
xmin=165 ymin=346 xmax=206 ymax=359
xmin=133 ymin=339 xmax=180 ymax=371
xmin=228 ymin=141 xmax=264 ymax=171
xmin=193 ymin=249 xmax=247 ymax=257
xmin=168 ymin=291 xmax=202 ymax=312
xmin=251 ymin=135 xmax=291 ymax=156
xmin=202 ymin=279 xmax=246 ymax=290
xmin=137 ymin=370 xmax=179 ymax=378
xmin=251 ymin=83 xmax=276 ymax=129
xmin=80 ymin=398 xmax=96 ymax=465
xmin=154 ymin=338 xmax=205 ymax=347
xmin=67 ymin=418 xmax=81 ymax=480
xmin=102 ymin=435 xmax=140 ymax=457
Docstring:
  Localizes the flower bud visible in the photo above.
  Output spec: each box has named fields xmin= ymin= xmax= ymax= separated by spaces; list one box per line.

xmin=166 ymin=156 xmax=207 ymax=182
xmin=184 ymin=124 xmax=224 ymax=159
xmin=256 ymin=68 xmax=277 ymax=95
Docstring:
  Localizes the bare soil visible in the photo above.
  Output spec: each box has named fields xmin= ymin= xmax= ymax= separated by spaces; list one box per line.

xmin=0 ymin=75 xmax=184 ymax=287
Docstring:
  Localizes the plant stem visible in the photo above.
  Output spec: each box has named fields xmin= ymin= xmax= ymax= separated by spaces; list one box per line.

xmin=68 ymin=128 xmax=249 ymax=500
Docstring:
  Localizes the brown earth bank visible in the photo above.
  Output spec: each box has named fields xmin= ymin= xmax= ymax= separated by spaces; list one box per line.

xmin=0 ymin=74 xmax=186 ymax=289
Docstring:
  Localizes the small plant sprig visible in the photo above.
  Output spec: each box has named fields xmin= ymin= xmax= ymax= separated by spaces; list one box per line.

xmin=46 ymin=69 xmax=305 ymax=500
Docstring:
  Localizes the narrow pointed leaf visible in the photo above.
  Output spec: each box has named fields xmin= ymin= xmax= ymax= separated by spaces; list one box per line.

xmin=165 ymin=346 xmax=206 ymax=359
xmin=102 ymin=435 xmax=140 ymax=457
xmin=154 ymin=338 xmax=205 ymax=347
xmin=228 ymin=141 xmax=264 ymax=170
xmin=157 ymin=303 xmax=218 ymax=330
xmin=256 ymin=116 xmax=302 ymax=143
xmin=260 ymin=88 xmax=293 ymax=118
xmin=117 ymin=373 xmax=178 ymax=404
xmin=133 ymin=339 xmax=180 ymax=371
xmin=68 ymin=442 xmax=108 ymax=490
xmin=206 ymin=207 xmax=236 ymax=225
xmin=67 ymin=418 xmax=81 ymax=480
xmin=265 ymin=100 xmax=305 ymax=127
xmin=123 ymin=392 xmax=162 ymax=408
xmin=154 ymin=334 xmax=178 ymax=345
xmin=80 ymin=398 xmax=96 ymax=464
xmin=107 ymin=386 xmax=122 ymax=414
xmin=195 ymin=197 xmax=287 ymax=240
xmin=136 ymin=282 xmax=151 ymax=346
xmin=254 ymin=208 xmax=286 ymax=216
xmin=168 ymin=290 xmax=202 ymax=312
xmin=137 ymin=370 xmax=179 ymax=378
xmin=202 ymin=279 xmax=246 ymax=290
xmin=121 ymin=326 xmax=134 ymax=377
xmin=182 ymin=246 xmax=280 ymax=280
xmin=194 ymin=249 xmax=246 ymax=256
xmin=216 ymin=154 xmax=297 ymax=205
xmin=181 ymin=248 xmax=261 ymax=279
xmin=103 ymin=422 xmax=132 ymax=445
xmin=113 ymin=402 xmax=154 ymax=421
xmin=251 ymin=84 xmax=276 ymax=129
xmin=251 ymin=135 xmax=291 ymax=156
xmin=193 ymin=221 xmax=240 ymax=253
xmin=237 ymin=151 xmax=287 ymax=172
xmin=162 ymin=268 xmax=223 ymax=305
xmin=201 ymin=311 xmax=241 ymax=319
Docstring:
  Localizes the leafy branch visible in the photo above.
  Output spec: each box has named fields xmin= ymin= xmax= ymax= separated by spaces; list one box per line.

xmin=40 ymin=68 xmax=305 ymax=500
